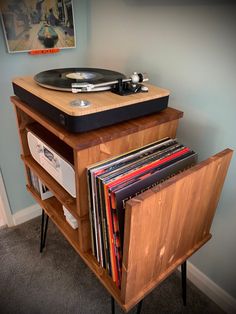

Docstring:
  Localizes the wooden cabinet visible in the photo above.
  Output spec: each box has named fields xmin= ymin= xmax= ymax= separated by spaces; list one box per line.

xmin=11 ymin=95 xmax=232 ymax=312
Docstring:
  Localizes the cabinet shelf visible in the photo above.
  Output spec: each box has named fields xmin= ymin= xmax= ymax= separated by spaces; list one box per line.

xmin=28 ymin=186 xmax=80 ymax=248
xmin=26 ymin=122 xmax=74 ymax=165
xmin=22 ymin=155 xmax=78 ymax=218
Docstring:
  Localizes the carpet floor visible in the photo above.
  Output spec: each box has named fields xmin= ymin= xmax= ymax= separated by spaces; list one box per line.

xmin=0 ymin=217 xmax=225 ymax=314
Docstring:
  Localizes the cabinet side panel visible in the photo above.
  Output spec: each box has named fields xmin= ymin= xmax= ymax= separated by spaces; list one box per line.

xmin=78 ymin=218 xmax=92 ymax=252
xmin=14 ymin=105 xmax=33 ymax=157
xmin=121 ymin=149 xmax=233 ymax=308
xmin=13 ymin=105 xmax=34 ymax=187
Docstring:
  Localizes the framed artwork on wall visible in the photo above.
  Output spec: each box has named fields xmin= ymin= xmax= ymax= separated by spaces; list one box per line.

xmin=0 ymin=0 xmax=76 ymax=53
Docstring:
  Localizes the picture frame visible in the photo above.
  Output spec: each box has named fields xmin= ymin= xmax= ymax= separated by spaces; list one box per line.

xmin=0 ymin=0 xmax=76 ymax=53
xmin=29 ymin=169 xmax=53 ymax=200
xmin=38 ymin=178 xmax=53 ymax=200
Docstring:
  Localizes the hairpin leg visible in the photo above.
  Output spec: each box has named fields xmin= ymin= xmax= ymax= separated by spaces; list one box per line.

xmin=111 ymin=296 xmax=115 ymax=314
xmin=181 ymin=261 xmax=187 ymax=306
xmin=40 ymin=209 xmax=49 ymax=253
xmin=42 ymin=212 xmax=49 ymax=249
xmin=111 ymin=296 xmax=143 ymax=314
xmin=136 ymin=300 xmax=143 ymax=314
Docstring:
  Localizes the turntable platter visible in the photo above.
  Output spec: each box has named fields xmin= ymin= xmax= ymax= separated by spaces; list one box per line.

xmin=34 ymin=68 xmax=126 ymax=92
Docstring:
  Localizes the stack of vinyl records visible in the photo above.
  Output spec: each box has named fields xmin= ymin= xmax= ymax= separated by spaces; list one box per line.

xmin=87 ymin=137 xmax=198 ymax=287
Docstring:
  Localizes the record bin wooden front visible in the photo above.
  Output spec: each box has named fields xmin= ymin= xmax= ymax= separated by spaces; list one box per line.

xmin=11 ymin=95 xmax=232 ymax=312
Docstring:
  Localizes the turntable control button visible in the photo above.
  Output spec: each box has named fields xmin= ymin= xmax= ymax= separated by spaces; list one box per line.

xmin=59 ymin=114 xmax=66 ymax=125
xmin=141 ymin=85 xmax=149 ymax=92
xmin=79 ymin=100 xmax=91 ymax=107
xmin=70 ymin=99 xmax=91 ymax=107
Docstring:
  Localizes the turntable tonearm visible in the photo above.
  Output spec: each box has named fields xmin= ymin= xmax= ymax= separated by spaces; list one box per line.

xmin=71 ymin=72 xmax=149 ymax=95
xmin=12 ymin=68 xmax=170 ymax=133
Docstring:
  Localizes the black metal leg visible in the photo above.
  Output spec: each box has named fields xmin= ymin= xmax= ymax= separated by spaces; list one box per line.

xmin=40 ymin=209 xmax=49 ymax=253
xmin=42 ymin=214 xmax=49 ymax=249
xmin=181 ymin=261 xmax=187 ymax=306
xmin=136 ymin=300 xmax=143 ymax=314
xmin=40 ymin=209 xmax=45 ymax=253
xmin=111 ymin=296 xmax=115 ymax=314
xmin=110 ymin=296 xmax=142 ymax=314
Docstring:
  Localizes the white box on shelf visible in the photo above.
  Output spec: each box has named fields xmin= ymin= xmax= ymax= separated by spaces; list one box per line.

xmin=63 ymin=205 xmax=78 ymax=230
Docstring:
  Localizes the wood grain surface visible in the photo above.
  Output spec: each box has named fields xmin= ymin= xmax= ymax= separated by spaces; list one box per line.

xmin=121 ymin=149 xmax=233 ymax=310
xmin=11 ymin=96 xmax=183 ymax=150
xmin=12 ymin=76 xmax=170 ymax=116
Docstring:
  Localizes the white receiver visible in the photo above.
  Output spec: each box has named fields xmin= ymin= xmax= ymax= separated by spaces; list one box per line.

xmin=27 ymin=131 xmax=76 ymax=197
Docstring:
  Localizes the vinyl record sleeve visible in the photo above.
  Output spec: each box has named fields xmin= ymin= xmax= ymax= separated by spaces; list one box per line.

xmin=112 ymin=151 xmax=198 ymax=249
xmin=88 ymin=138 xmax=177 ymax=274
xmin=104 ymin=147 xmax=191 ymax=194
xmin=100 ymin=146 xmax=192 ymax=281
xmin=97 ymin=146 xmax=192 ymax=285
xmin=91 ymin=140 xmax=179 ymax=188
xmin=86 ymin=170 xmax=97 ymax=258
xmin=87 ymin=137 xmax=174 ymax=267
xmin=87 ymin=137 xmax=172 ymax=173
xmin=99 ymin=143 xmax=183 ymax=183
xmin=87 ymin=139 xmax=195 ymax=285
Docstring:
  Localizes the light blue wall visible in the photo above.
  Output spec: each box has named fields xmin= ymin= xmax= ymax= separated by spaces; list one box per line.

xmin=0 ymin=1 xmax=88 ymax=214
xmin=1 ymin=0 xmax=235 ymax=302
xmin=86 ymin=0 xmax=236 ymax=299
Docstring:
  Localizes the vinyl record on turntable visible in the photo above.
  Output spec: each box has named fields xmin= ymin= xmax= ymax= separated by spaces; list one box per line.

xmin=34 ymin=68 xmax=126 ymax=92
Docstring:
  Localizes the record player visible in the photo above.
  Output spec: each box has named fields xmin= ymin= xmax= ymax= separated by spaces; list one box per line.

xmin=12 ymin=68 xmax=170 ymax=133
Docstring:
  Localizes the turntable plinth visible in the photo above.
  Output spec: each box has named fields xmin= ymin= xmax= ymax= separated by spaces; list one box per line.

xmin=12 ymin=76 xmax=170 ymax=132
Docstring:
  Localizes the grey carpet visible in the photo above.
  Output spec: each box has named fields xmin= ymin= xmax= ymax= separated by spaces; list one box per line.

xmin=0 ymin=217 xmax=225 ymax=314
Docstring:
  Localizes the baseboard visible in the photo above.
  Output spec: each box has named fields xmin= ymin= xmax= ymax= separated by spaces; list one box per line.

xmin=13 ymin=203 xmax=41 ymax=226
xmin=0 ymin=169 xmax=14 ymax=227
xmin=187 ymin=261 xmax=236 ymax=314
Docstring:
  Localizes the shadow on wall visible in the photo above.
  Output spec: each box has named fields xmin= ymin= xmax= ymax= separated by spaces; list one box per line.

xmin=177 ymin=115 xmax=219 ymax=160
xmin=125 ymin=0 xmax=235 ymax=5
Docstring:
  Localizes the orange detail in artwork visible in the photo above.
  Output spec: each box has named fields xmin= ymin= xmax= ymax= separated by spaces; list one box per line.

xmin=29 ymin=48 xmax=60 ymax=55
